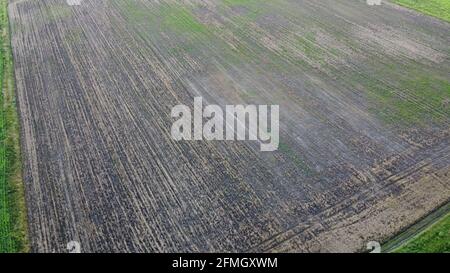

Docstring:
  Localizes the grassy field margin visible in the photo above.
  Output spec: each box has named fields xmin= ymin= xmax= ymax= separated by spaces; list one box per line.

xmin=394 ymin=212 xmax=450 ymax=253
xmin=392 ymin=0 xmax=450 ymax=22
xmin=0 ymin=0 xmax=29 ymax=253
xmin=382 ymin=203 xmax=450 ymax=253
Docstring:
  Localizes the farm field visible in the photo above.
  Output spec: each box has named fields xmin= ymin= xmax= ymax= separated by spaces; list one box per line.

xmin=7 ymin=0 xmax=450 ymax=252
xmin=382 ymin=0 xmax=450 ymax=253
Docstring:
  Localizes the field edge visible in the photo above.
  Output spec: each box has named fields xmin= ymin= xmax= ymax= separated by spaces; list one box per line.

xmin=391 ymin=0 xmax=450 ymax=23
xmin=0 ymin=0 xmax=29 ymax=253
xmin=382 ymin=202 xmax=450 ymax=253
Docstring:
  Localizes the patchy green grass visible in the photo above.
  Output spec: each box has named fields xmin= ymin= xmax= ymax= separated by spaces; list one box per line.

xmin=393 ymin=0 xmax=450 ymax=22
xmin=295 ymin=34 xmax=327 ymax=63
xmin=222 ymin=0 xmax=268 ymax=21
xmin=0 ymin=0 xmax=28 ymax=253
xmin=350 ymin=62 xmax=450 ymax=126
xmin=395 ymin=213 xmax=450 ymax=253
xmin=117 ymin=1 xmax=153 ymax=23
xmin=44 ymin=4 xmax=73 ymax=22
xmin=119 ymin=1 xmax=208 ymax=35
xmin=376 ymin=76 xmax=450 ymax=125
xmin=279 ymin=142 xmax=315 ymax=177
xmin=223 ymin=0 xmax=261 ymax=8
xmin=160 ymin=6 xmax=208 ymax=34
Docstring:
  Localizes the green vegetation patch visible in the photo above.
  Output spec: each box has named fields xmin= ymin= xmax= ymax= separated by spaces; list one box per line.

xmin=0 ymin=0 xmax=28 ymax=253
xmin=119 ymin=1 xmax=208 ymax=34
xmin=294 ymin=33 xmax=327 ymax=64
xmin=279 ymin=142 xmax=316 ymax=177
xmin=393 ymin=0 xmax=450 ymax=22
xmin=45 ymin=4 xmax=73 ymax=22
xmin=222 ymin=0 xmax=268 ymax=22
xmin=348 ymin=61 xmax=450 ymax=127
xmin=117 ymin=0 xmax=152 ymax=22
xmin=395 ymin=213 xmax=450 ymax=253
xmin=160 ymin=5 xmax=208 ymax=34
xmin=223 ymin=0 xmax=262 ymax=9
xmin=374 ymin=76 xmax=450 ymax=125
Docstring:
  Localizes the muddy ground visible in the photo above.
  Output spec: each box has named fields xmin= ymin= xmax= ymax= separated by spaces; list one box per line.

xmin=8 ymin=0 xmax=450 ymax=252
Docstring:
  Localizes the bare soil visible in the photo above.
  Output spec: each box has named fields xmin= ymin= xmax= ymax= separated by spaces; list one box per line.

xmin=8 ymin=0 xmax=450 ymax=252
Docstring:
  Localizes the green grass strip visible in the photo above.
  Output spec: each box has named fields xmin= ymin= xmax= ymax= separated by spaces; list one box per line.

xmin=393 ymin=0 xmax=450 ymax=22
xmin=395 ymin=212 xmax=450 ymax=253
xmin=0 ymin=0 xmax=28 ymax=253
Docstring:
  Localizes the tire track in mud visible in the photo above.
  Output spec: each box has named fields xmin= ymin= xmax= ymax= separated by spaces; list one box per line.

xmin=250 ymin=143 xmax=450 ymax=252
